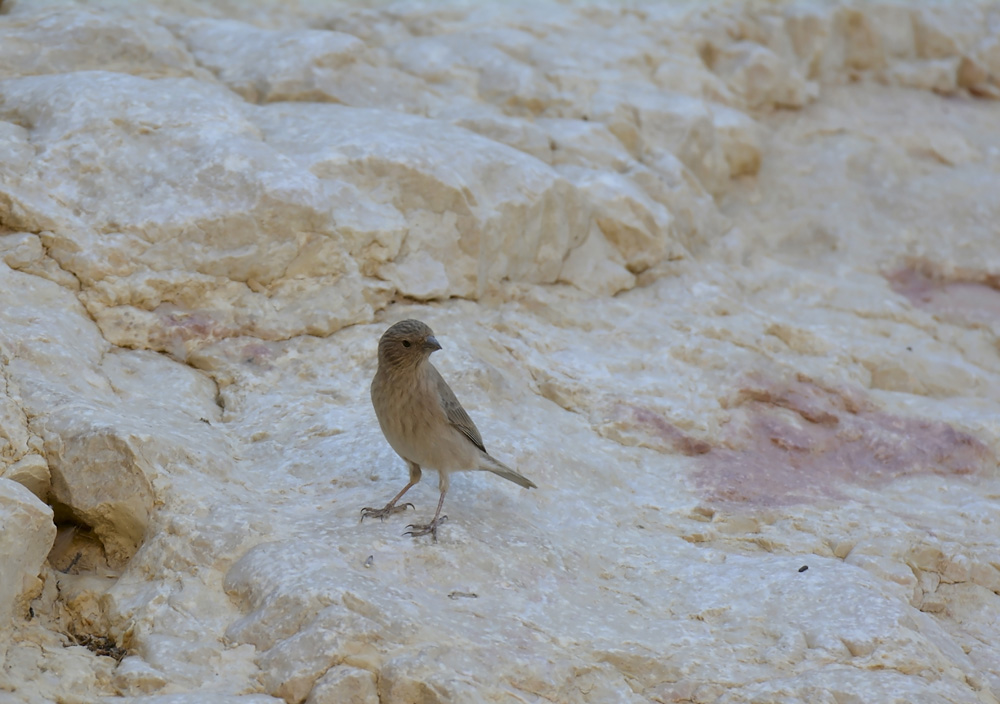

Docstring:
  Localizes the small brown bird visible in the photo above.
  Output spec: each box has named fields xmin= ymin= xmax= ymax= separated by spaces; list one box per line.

xmin=363 ymin=319 xmax=536 ymax=540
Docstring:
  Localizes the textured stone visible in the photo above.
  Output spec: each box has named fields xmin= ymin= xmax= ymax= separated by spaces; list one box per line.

xmin=3 ymin=453 xmax=50 ymax=501
xmin=1 ymin=1 xmax=1000 ymax=703
xmin=170 ymin=19 xmax=369 ymax=104
xmin=712 ymin=104 xmax=763 ymax=177
xmin=0 ymin=7 xmax=205 ymax=80
xmin=0 ymin=478 xmax=54 ymax=627
xmin=41 ymin=413 xmax=156 ymax=567
xmin=304 ymin=666 xmax=378 ymax=704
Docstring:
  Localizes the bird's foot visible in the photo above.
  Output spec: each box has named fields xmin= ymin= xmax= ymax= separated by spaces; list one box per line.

xmin=404 ymin=515 xmax=448 ymax=542
xmin=360 ymin=502 xmax=414 ymax=522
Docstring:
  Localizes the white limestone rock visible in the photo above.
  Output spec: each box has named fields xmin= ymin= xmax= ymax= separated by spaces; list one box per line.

xmin=112 ymin=656 xmax=170 ymax=695
xmin=558 ymin=166 xmax=676 ymax=274
xmin=40 ymin=410 xmax=157 ymax=567
xmin=539 ymin=117 xmax=632 ymax=171
xmin=377 ymin=249 xmax=450 ymax=302
xmin=0 ymin=231 xmax=79 ymax=290
xmin=588 ymin=86 xmax=731 ymax=195
xmin=886 ymin=57 xmax=962 ymax=94
xmin=3 ymin=454 xmax=50 ymax=502
xmin=630 ymin=152 xmax=730 ymax=255
xmin=0 ymin=478 xmax=54 ymax=627
xmin=558 ymin=223 xmax=636 ymax=297
xmin=304 ymin=666 xmax=378 ymax=704
xmin=710 ymin=40 xmax=817 ymax=109
xmin=0 ymin=2 xmax=999 ymax=703
xmin=114 ymin=697 xmax=281 ymax=704
xmin=0 ymin=71 xmax=393 ymax=353
xmin=388 ymin=30 xmax=554 ymax=114
xmin=168 ymin=18 xmax=423 ymax=110
xmin=444 ymin=107 xmax=554 ymax=163
xmin=0 ymin=7 xmax=206 ymax=80
xmin=252 ymin=102 xmax=587 ymax=298
xmin=711 ymin=104 xmax=763 ymax=178
xmin=0 ymin=346 xmax=34 ymax=478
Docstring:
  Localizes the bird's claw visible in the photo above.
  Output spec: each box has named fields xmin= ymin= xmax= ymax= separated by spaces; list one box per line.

xmin=360 ymin=502 xmax=414 ymax=522
xmin=403 ymin=515 xmax=448 ymax=541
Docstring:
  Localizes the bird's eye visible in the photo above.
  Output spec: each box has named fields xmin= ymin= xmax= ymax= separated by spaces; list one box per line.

xmin=401 ymin=340 xmax=411 ymax=348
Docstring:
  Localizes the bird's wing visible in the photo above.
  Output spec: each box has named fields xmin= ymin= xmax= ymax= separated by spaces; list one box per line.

xmin=431 ymin=365 xmax=487 ymax=453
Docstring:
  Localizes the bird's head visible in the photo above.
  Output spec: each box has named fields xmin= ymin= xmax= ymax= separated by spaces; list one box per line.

xmin=377 ymin=319 xmax=442 ymax=369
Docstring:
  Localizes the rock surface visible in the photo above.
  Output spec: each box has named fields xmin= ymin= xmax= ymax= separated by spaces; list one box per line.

xmin=1 ymin=0 xmax=1000 ymax=702
xmin=0 ymin=478 xmax=54 ymax=628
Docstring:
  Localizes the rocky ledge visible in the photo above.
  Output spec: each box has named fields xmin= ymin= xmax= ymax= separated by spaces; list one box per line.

xmin=1 ymin=1 xmax=1000 ymax=703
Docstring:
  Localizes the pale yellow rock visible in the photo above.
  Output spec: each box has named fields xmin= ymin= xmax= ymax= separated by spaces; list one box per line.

xmin=3 ymin=453 xmax=49 ymax=501
xmin=590 ymin=86 xmax=730 ymax=195
xmin=0 ymin=1 xmax=999 ymax=703
xmin=389 ymin=31 xmax=552 ymax=113
xmin=1 ymin=232 xmax=81 ymax=290
xmin=0 ymin=368 xmax=33 ymax=472
xmin=0 ymin=120 xmax=32 ymax=169
xmin=1 ymin=624 xmax=117 ymax=703
xmin=631 ymin=152 xmax=730 ymax=253
xmin=304 ymin=666 xmax=378 ymax=704
xmin=558 ymin=222 xmax=636 ymax=297
xmin=42 ymin=417 xmax=156 ymax=567
xmin=0 ymin=478 xmax=55 ymax=627
xmin=886 ymin=57 xmax=962 ymax=94
xmin=169 ymin=18 xmax=370 ymax=104
xmin=836 ymin=6 xmax=888 ymax=72
xmin=111 ymin=656 xmax=170 ymax=695
xmin=0 ymin=7 xmax=206 ymax=80
xmin=912 ymin=6 xmax=985 ymax=60
xmin=253 ymin=101 xmax=587 ymax=298
xmin=539 ymin=117 xmax=632 ymax=171
xmin=782 ymin=6 xmax=832 ymax=78
xmin=255 ymin=607 xmax=380 ymax=704
xmin=975 ymin=35 xmax=1000 ymax=77
xmin=0 ymin=232 xmax=42 ymax=270
xmin=711 ymin=104 xmax=763 ymax=177
xmin=377 ymin=249 xmax=450 ymax=301
xmin=559 ymin=166 xmax=676 ymax=274
xmin=652 ymin=53 xmax=736 ymax=104
xmin=710 ymin=40 xmax=817 ymax=109
xmin=446 ymin=108 xmax=554 ymax=163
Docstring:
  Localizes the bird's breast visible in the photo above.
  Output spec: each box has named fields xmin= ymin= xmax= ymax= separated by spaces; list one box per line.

xmin=371 ymin=366 xmax=480 ymax=472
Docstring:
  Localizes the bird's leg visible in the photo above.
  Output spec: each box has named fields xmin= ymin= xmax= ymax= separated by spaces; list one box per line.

xmin=361 ymin=462 xmax=421 ymax=522
xmin=405 ymin=473 xmax=449 ymax=541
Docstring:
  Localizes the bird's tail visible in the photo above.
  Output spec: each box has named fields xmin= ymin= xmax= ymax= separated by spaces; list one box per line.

xmin=481 ymin=454 xmax=537 ymax=489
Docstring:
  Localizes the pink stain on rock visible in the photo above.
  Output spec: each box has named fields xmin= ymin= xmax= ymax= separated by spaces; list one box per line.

xmin=239 ymin=342 xmax=275 ymax=367
xmin=696 ymin=374 xmax=991 ymax=506
xmin=151 ymin=310 xmax=239 ymax=349
xmin=886 ymin=263 xmax=1000 ymax=327
xmin=600 ymin=403 xmax=712 ymax=457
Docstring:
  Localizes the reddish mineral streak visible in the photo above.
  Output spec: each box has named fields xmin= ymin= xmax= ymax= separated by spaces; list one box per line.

xmin=609 ymin=403 xmax=712 ymax=456
xmin=695 ymin=374 xmax=991 ymax=506
xmin=155 ymin=311 xmax=234 ymax=341
xmin=886 ymin=263 xmax=1000 ymax=327
xmin=627 ymin=405 xmax=713 ymax=456
xmin=148 ymin=310 xmax=245 ymax=357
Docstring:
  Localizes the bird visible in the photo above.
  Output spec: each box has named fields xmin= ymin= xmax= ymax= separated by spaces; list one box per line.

xmin=362 ymin=319 xmax=536 ymax=540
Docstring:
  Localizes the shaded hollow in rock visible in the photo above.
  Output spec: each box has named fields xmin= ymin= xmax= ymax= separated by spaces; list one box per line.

xmin=43 ymin=424 xmax=154 ymax=568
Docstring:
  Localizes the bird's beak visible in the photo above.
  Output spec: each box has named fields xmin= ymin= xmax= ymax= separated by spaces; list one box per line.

xmin=424 ymin=335 xmax=441 ymax=351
